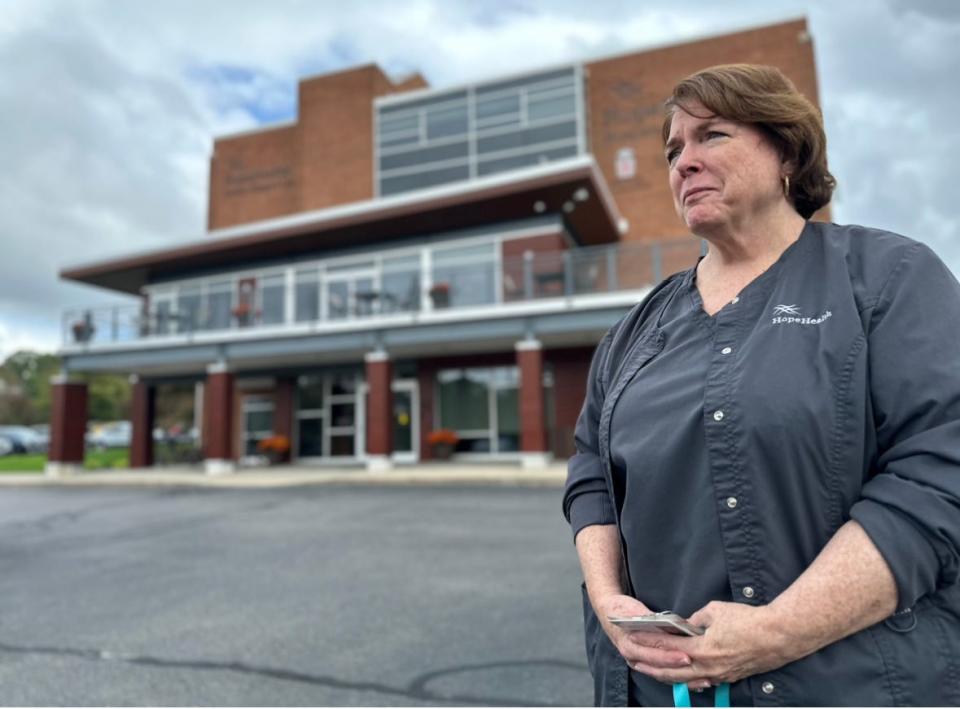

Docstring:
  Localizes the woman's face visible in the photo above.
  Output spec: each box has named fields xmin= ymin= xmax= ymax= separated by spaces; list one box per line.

xmin=665 ymin=101 xmax=786 ymax=235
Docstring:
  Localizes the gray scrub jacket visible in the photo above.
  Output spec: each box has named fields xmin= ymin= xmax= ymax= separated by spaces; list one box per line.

xmin=563 ymin=221 xmax=960 ymax=706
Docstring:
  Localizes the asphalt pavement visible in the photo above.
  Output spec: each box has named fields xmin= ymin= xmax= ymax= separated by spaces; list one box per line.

xmin=0 ymin=484 xmax=592 ymax=706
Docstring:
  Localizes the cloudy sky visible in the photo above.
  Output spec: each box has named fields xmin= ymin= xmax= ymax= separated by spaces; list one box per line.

xmin=1 ymin=0 xmax=958 ymax=360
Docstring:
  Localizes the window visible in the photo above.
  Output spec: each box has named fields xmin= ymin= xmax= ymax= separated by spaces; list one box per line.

xmin=377 ymin=66 xmax=582 ymax=196
xmin=436 ymin=367 xmax=519 ymax=454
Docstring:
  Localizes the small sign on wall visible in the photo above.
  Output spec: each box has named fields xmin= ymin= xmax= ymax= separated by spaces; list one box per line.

xmin=615 ymin=147 xmax=636 ymax=180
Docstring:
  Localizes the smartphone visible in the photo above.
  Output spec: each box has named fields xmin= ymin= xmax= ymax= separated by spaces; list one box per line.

xmin=608 ymin=611 xmax=705 ymax=636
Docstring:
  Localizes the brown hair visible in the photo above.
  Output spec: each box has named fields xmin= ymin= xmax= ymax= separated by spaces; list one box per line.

xmin=662 ymin=64 xmax=835 ymax=219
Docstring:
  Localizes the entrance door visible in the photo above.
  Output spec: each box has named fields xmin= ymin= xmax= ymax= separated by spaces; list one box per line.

xmin=358 ymin=379 xmax=419 ymax=463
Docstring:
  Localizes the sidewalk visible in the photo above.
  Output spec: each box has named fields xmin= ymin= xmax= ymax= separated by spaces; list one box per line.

xmin=0 ymin=461 xmax=568 ymax=488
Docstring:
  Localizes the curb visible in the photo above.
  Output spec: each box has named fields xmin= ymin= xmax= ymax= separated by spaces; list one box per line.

xmin=0 ymin=464 xmax=568 ymax=489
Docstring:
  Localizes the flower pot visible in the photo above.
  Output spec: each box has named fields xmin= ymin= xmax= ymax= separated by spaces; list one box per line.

xmin=429 ymin=285 xmax=451 ymax=309
xmin=431 ymin=442 xmax=455 ymax=460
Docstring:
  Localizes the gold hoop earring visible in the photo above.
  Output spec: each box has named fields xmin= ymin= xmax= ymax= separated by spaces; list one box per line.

xmin=782 ymin=175 xmax=791 ymax=197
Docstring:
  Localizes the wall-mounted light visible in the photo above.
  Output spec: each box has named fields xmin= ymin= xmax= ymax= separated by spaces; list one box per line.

xmin=533 ymin=200 xmax=546 ymax=213
xmin=573 ymin=188 xmax=589 ymax=202
xmin=562 ymin=201 xmax=575 ymax=213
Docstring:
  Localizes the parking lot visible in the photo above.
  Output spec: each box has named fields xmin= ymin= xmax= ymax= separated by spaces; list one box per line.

xmin=0 ymin=484 xmax=592 ymax=706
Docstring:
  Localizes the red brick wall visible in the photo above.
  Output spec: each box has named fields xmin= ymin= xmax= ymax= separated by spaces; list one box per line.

xmin=208 ymin=67 xmax=428 ymax=230
xmin=129 ymin=380 xmax=155 ymax=468
xmin=586 ymin=18 xmax=829 ymax=243
xmin=546 ymin=347 xmax=594 ymax=459
xmin=49 ymin=381 xmax=87 ymax=463
xmin=203 ymin=372 xmax=235 ymax=460
xmin=517 ymin=347 xmax=547 ymax=452
xmin=365 ymin=358 xmax=393 ymax=456
xmin=208 ymin=125 xmax=298 ymax=230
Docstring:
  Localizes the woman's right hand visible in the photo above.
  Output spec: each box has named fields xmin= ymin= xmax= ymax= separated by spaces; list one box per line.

xmin=592 ymin=593 xmax=698 ymax=676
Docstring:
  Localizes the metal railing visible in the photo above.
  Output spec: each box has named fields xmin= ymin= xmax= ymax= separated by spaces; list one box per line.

xmin=62 ymin=239 xmax=701 ymax=347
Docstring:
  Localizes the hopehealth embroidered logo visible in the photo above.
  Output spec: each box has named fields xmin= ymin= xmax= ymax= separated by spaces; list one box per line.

xmin=772 ymin=304 xmax=801 ymax=316
xmin=772 ymin=304 xmax=832 ymax=326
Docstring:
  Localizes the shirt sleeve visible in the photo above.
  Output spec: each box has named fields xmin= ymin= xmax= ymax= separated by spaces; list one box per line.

xmin=849 ymin=242 xmax=960 ymax=610
xmin=562 ymin=329 xmax=617 ymax=541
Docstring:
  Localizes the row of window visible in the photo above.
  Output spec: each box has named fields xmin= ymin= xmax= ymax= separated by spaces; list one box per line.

xmin=242 ymin=366 xmax=532 ymax=459
xmin=375 ymin=66 xmax=583 ymax=196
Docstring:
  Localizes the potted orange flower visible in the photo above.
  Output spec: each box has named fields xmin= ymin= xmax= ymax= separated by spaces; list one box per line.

xmin=257 ymin=434 xmax=291 ymax=464
xmin=428 ymin=282 xmax=451 ymax=309
xmin=427 ymin=429 xmax=459 ymax=460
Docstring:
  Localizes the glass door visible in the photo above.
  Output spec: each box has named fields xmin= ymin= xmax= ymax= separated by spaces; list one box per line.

xmin=392 ymin=380 xmax=419 ymax=463
xmin=358 ymin=379 xmax=420 ymax=463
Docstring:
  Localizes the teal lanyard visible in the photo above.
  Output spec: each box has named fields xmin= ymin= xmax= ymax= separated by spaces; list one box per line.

xmin=673 ymin=682 xmax=730 ymax=707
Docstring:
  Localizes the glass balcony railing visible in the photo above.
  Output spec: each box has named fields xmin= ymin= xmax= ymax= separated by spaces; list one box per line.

xmin=62 ymin=239 xmax=701 ymax=346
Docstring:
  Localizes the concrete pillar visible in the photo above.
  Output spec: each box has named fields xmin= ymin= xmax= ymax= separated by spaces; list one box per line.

xmin=365 ymin=350 xmax=393 ymax=471
xmin=516 ymin=340 xmax=551 ymax=469
xmin=203 ymin=362 xmax=235 ymax=475
xmin=46 ymin=375 xmax=88 ymax=477
xmin=129 ymin=376 xmax=155 ymax=468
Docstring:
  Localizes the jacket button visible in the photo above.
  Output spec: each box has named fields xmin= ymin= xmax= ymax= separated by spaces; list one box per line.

xmin=761 ymin=681 xmax=775 ymax=694
xmin=731 ymin=296 xmax=740 ymax=304
xmin=726 ymin=497 xmax=738 ymax=509
xmin=721 ymin=347 xmax=733 ymax=355
xmin=713 ymin=410 xmax=724 ymax=422
xmin=742 ymin=586 xmax=755 ymax=599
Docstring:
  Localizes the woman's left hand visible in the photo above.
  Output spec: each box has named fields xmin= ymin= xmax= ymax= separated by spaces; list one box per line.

xmin=628 ymin=601 xmax=798 ymax=689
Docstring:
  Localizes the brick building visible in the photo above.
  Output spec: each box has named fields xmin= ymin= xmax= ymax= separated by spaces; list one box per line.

xmin=51 ymin=18 xmax=824 ymax=474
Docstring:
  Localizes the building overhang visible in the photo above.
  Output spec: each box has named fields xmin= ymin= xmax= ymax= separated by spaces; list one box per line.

xmin=61 ymin=156 xmax=624 ymax=296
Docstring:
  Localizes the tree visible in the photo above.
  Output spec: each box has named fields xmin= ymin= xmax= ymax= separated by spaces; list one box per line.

xmin=0 ymin=351 xmax=60 ymax=424
xmin=0 ymin=350 xmax=131 ymax=425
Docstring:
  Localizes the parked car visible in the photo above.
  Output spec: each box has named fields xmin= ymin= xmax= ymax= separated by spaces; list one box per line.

xmin=0 ymin=436 xmax=13 ymax=456
xmin=30 ymin=424 xmax=50 ymax=450
xmin=0 ymin=426 xmax=48 ymax=454
xmin=86 ymin=421 xmax=132 ymax=449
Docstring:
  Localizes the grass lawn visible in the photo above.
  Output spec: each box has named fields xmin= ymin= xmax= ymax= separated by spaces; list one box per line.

xmin=0 ymin=447 xmax=130 ymax=473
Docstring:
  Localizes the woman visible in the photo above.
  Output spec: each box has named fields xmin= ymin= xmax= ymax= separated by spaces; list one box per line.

xmin=563 ymin=64 xmax=960 ymax=706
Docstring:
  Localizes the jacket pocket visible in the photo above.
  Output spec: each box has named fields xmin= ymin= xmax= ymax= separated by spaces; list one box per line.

xmin=580 ymin=582 xmax=629 ymax=707
xmin=870 ymin=594 xmax=960 ymax=705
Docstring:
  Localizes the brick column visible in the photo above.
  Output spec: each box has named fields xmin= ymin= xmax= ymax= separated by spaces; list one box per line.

xmin=129 ymin=376 xmax=155 ymax=468
xmin=365 ymin=350 xmax=393 ymax=471
xmin=203 ymin=362 xmax=236 ymax=475
xmin=45 ymin=375 xmax=88 ymax=477
xmin=516 ymin=340 xmax=551 ymax=469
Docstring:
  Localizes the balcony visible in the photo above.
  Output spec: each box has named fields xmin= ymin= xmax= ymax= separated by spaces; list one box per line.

xmin=62 ymin=239 xmax=700 ymax=348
